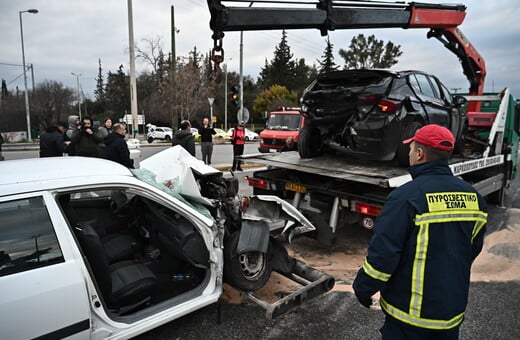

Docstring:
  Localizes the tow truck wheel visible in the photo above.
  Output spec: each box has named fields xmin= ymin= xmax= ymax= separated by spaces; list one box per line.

xmin=299 ymin=125 xmax=323 ymax=158
xmin=224 ymin=232 xmax=272 ymax=291
xmin=396 ymin=121 xmax=422 ymax=167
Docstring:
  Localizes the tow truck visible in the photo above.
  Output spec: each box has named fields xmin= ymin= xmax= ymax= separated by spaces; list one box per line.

xmin=206 ymin=1 xmax=520 ymax=244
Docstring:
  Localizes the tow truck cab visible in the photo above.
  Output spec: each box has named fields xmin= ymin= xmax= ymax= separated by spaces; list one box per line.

xmin=259 ymin=108 xmax=304 ymax=152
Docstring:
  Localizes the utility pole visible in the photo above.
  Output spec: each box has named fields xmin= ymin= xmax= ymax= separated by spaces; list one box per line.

xmin=171 ymin=5 xmax=179 ymax=129
xmin=127 ymin=0 xmax=139 ymax=137
xmin=224 ymin=63 xmax=228 ymax=130
xmin=71 ymin=72 xmax=82 ymax=119
xmin=19 ymin=8 xmax=38 ymax=141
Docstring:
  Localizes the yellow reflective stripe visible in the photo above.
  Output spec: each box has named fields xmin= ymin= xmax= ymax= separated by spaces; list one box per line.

xmin=415 ymin=210 xmax=487 ymax=225
xmin=472 ymin=220 xmax=486 ymax=242
xmin=380 ymin=297 xmax=465 ymax=330
xmin=362 ymin=258 xmax=391 ymax=282
xmin=410 ymin=223 xmax=429 ymax=317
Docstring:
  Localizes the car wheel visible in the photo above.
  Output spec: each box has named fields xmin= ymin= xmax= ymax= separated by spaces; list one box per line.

xmin=245 ymin=136 xmax=250 ymax=142
xmin=147 ymin=137 xmax=154 ymax=144
xmin=298 ymin=125 xmax=323 ymax=158
xmin=165 ymin=135 xmax=171 ymax=141
xmin=223 ymin=232 xmax=272 ymax=291
xmin=396 ymin=121 xmax=423 ymax=167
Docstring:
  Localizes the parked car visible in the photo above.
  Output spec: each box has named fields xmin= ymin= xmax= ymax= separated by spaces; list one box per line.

xmin=147 ymin=126 xmax=173 ymax=143
xmin=0 ymin=149 xmax=329 ymax=339
xmin=126 ymin=138 xmax=141 ymax=160
xmin=299 ymin=69 xmax=467 ymax=166
xmin=194 ymin=128 xmax=231 ymax=144
xmin=226 ymin=127 xmax=260 ymax=141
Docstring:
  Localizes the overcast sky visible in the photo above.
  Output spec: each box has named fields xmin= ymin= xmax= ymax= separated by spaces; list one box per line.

xmin=1 ymin=0 xmax=519 ymax=100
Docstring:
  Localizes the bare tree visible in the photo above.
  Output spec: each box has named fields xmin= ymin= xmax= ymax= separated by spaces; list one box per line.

xmin=136 ymin=35 xmax=165 ymax=74
xmin=31 ymin=81 xmax=74 ymax=129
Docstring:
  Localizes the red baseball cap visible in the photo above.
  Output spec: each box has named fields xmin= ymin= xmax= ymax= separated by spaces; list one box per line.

xmin=402 ymin=124 xmax=455 ymax=151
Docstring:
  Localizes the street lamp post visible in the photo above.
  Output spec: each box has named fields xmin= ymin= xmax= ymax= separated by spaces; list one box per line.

xmin=19 ymin=8 xmax=38 ymax=142
xmin=71 ymin=72 xmax=82 ymax=119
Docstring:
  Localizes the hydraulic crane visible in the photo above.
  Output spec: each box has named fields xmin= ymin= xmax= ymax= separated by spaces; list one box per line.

xmin=207 ymin=0 xmax=486 ymax=112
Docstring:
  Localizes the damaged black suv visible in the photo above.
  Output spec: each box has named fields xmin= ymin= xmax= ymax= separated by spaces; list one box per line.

xmin=299 ymin=69 xmax=467 ymax=166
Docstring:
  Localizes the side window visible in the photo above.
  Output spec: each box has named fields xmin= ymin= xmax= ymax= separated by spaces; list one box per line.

xmin=414 ymin=73 xmax=437 ymax=98
xmin=0 ymin=197 xmax=64 ymax=277
xmin=408 ymin=74 xmax=422 ymax=94
xmin=440 ymin=82 xmax=454 ymax=104
xmin=427 ymin=75 xmax=442 ymax=99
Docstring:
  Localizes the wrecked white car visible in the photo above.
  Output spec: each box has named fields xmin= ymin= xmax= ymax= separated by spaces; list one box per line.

xmin=0 ymin=147 xmax=333 ymax=339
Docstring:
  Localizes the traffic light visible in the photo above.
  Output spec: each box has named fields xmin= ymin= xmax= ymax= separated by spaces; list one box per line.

xmin=230 ymin=86 xmax=239 ymax=107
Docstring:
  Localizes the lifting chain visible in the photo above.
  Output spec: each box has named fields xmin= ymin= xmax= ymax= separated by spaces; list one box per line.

xmin=211 ymin=33 xmax=224 ymax=83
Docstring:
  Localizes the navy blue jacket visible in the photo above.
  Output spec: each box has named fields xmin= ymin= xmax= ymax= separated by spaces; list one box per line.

xmin=103 ymin=133 xmax=133 ymax=168
xmin=39 ymin=126 xmax=66 ymax=157
xmin=353 ymin=160 xmax=487 ymax=330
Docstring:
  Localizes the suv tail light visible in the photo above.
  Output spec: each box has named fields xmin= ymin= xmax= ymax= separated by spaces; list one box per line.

xmin=377 ymin=100 xmax=398 ymax=113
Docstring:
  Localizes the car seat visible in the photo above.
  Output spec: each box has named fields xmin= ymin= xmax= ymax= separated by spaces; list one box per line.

xmin=76 ymin=224 xmax=157 ymax=311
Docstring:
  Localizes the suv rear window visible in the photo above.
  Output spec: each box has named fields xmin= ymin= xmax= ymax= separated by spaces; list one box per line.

xmin=316 ymin=71 xmax=392 ymax=92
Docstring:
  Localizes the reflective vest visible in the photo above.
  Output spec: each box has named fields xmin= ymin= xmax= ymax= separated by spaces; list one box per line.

xmin=353 ymin=160 xmax=487 ymax=330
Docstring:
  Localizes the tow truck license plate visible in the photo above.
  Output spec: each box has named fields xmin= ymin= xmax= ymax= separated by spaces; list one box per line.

xmin=285 ymin=182 xmax=306 ymax=193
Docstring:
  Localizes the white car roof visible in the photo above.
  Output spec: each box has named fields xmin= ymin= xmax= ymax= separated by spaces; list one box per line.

xmin=0 ymin=157 xmax=133 ymax=192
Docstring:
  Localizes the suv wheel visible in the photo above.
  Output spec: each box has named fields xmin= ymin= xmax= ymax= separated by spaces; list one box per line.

xmin=165 ymin=135 xmax=171 ymax=141
xmin=147 ymin=137 xmax=154 ymax=144
xmin=299 ymin=125 xmax=323 ymax=158
xmin=396 ymin=121 xmax=422 ymax=167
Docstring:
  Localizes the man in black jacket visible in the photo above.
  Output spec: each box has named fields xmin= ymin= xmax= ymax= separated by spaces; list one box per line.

xmin=103 ymin=123 xmax=133 ymax=168
xmin=172 ymin=120 xmax=196 ymax=156
xmin=39 ymin=122 xmax=68 ymax=157
xmin=353 ymin=124 xmax=487 ymax=339
xmin=70 ymin=117 xmax=103 ymax=157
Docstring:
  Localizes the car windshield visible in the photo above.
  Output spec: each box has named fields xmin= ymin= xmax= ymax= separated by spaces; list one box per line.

xmin=268 ymin=114 xmax=301 ymax=131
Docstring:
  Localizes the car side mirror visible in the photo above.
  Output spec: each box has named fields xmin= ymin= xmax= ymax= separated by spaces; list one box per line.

xmin=453 ymin=95 xmax=467 ymax=107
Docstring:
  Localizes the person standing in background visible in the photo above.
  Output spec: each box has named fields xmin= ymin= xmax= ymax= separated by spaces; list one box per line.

xmin=231 ymin=121 xmax=246 ymax=171
xmin=103 ymin=123 xmax=133 ymax=168
xmin=199 ymin=117 xmax=216 ymax=164
xmin=98 ymin=117 xmax=113 ymax=157
xmin=172 ymin=120 xmax=196 ymax=156
xmin=70 ymin=117 xmax=103 ymax=157
xmin=39 ymin=122 xmax=69 ymax=157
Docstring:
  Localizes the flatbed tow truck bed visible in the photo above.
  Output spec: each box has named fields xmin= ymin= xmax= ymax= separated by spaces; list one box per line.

xmin=242 ymin=151 xmax=504 ymax=189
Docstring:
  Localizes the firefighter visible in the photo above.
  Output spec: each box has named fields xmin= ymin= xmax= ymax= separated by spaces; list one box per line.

xmin=353 ymin=124 xmax=487 ymax=339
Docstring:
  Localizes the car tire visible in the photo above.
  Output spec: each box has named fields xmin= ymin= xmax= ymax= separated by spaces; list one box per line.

xmin=147 ymin=137 xmax=154 ymax=144
xmin=223 ymin=231 xmax=272 ymax=292
xmin=396 ymin=121 xmax=423 ymax=167
xmin=165 ymin=135 xmax=171 ymax=141
xmin=298 ymin=125 xmax=323 ymax=158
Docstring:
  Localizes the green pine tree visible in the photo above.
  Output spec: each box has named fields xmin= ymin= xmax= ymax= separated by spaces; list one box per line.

xmin=317 ymin=37 xmax=339 ymax=74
